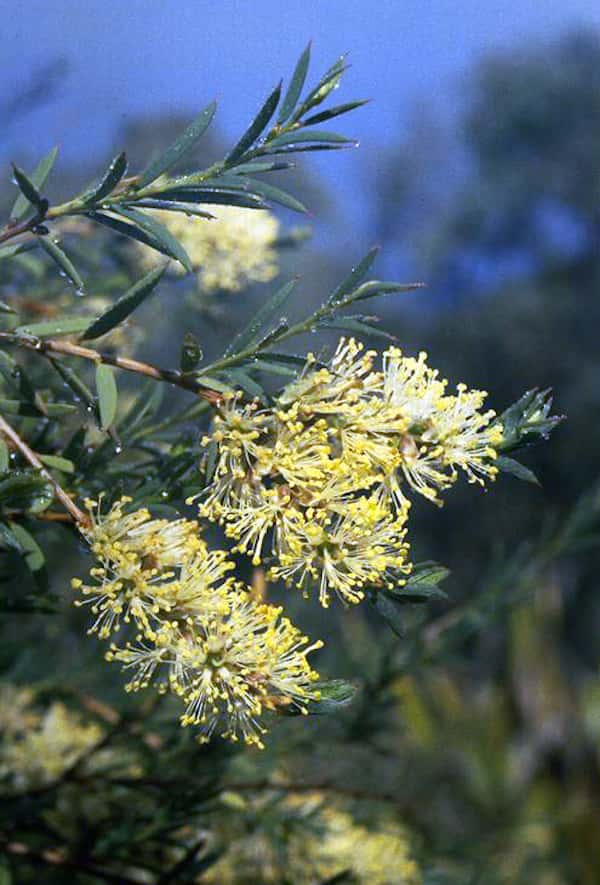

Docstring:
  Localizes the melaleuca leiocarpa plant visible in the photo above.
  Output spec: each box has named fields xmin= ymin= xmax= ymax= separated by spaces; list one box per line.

xmin=0 ymin=44 xmax=562 ymax=754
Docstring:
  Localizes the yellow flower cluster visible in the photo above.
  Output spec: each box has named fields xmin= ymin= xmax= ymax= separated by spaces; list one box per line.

xmin=72 ymin=498 xmax=322 ymax=747
xmin=205 ymin=795 xmax=420 ymax=885
xmin=0 ymin=684 xmax=103 ymax=791
xmin=137 ymin=206 xmax=280 ymax=292
xmin=199 ymin=338 xmax=502 ymax=606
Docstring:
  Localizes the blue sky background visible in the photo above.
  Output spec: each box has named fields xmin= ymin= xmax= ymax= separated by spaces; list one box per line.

xmin=3 ymin=1 xmax=600 ymax=242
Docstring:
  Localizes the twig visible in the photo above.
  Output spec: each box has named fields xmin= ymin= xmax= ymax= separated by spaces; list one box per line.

xmin=0 ymin=332 xmax=223 ymax=404
xmin=0 ymin=413 xmax=87 ymax=524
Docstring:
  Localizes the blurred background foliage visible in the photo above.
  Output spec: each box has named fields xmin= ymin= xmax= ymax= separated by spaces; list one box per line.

xmin=1 ymin=20 xmax=599 ymax=885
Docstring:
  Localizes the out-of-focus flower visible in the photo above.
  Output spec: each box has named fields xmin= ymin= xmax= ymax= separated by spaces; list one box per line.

xmin=136 ymin=206 xmax=280 ymax=293
xmin=204 ymin=794 xmax=421 ymax=885
xmin=0 ymin=687 xmax=103 ymax=791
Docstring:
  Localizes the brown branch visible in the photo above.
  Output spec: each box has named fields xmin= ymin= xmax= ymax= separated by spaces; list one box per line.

xmin=0 ymin=332 xmax=223 ymax=404
xmin=0 ymin=413 xmax=87 ymax=524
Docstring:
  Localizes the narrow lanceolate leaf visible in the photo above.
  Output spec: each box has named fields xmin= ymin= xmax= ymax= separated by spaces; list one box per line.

xmin=305 ymin=680 xmax=357 ymax=715
xmin=267 ymin=129 xmax=355 ymax=149
xmin=95 ymin=364 xmax=118 ymax=430
xmin=0 ymin=300 xmax=15 ymax=314
xmin=293 ymin=55 xmax=347 ymax=120
xmin=0 ymin=399 xmax=41 ymax=417
xmin=79 ymin=151 xmax=128 ymax=205
xmin=11 ymin=164 xmax=44 ymax=210
xmin=496 ymin=455 xmax=540 ymax=486
xmin=327 ymin=247 xmax=380 ymax=305
xmin=369 ymin=591 xmax=406 ymax=637
xmin=129 ymin=200 xmax=214 ymax=219
xmin=88 ymin=210 xmax=191 ymax=270
xmin=0 ymin=439 xmax=9 ymax=473
xmin=82 ymin=263 xmax=167 ymax=340
xmin=113 ymin=206 xmax=192 ymax=271
xmin=38 ymin=454 xmax=75 ymax=474
xmin=16 ymin=317 xmax=90 ymax=337
xmin=137 ymin=100 xmax=217 ymax=189
xmin=242 ymin=179 xmax=307 ymax=213
xmin=320 ymin=314 xmax=397 ymax=341
xmin=38 ymin=236 xmax=85 ymax=292
xmin=224 ymin=278 xmax=298 ymax=357
xmin=225 ymin=82 xmax=282 ymax=165
xmin=43 ymin=402 xmax=78 ymax=417
xmin=397 ymin=561 xmax=451 ymax=603
xmin=346 ymin=280 xmax=425 ymax=303
xmin=304 ymin=99 xmax=370 ymax=125
xmin=10 ymin=146 xmax=58 ymax=219
xmin=50 ymin=358 xmax=96 ymax=413
xmin=8 ymin=521 xmax=45 ymax=571
xmin=155 ymin=188 xmax=269 ymax=210
xmin=225 ymin=368 xmax=267 ymax=402
xmin=277 ymin=41 xmax=312 ymax=124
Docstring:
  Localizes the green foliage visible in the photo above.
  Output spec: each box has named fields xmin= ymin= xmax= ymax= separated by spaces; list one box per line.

xmin=0 ymin=40 xmax=573 ymax=885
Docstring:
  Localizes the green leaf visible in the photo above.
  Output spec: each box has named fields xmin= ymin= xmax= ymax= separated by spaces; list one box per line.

xmin=252 ymin=355 xmax=304 ymax=377
xmin=346 ymin=280 xmax=425 ymax=303
xmin=0 ymin=473 xmax=53 ymax=513
xmin=225 ymin=368 xmax=267 ymax=402
xmin=320 ymin=314 xmax=397 ymax=341
xmin=224 ymin=278 xmax=298 ymax=357
xmin=112 ymin=206 xmax=192 ymax=271
xmin=327 ymin=248 xmax=380 ymax=305
xmin=294 ymin=55 xmax=347 ymax=120
xmin=496 ymin=455 xmax=540 ymax=486
xmin=38 ymin=454 xmax=75 ymax=474
xmin=278 ymin=42 xmax=312 ymax=124
xmin=50 ymin=358 xmax=97 ymax=417
xmin=16 ymin=317 xmax=90 ymax=337
xmin=0 ymin=300 xmax=15 ymax=314
xmin=397 ymin=561 xmax=450 ymax=603
xmin=38 ymin=236 xmax=85 ymax=292
xmin=203 ymin=440 xmax=219 ymax=484
xmin=193 ymin=374 xmax=234 ymax=395
xmin=156 ymin=187 xmax=269 ymax=210
xmin=43 ymin=402 xmax=78 ymax=417
xmin=79 ymin=151 xmax=128 ymax=205
xmin=88 ymin=211 xmax=179 ymax=267
xmin=0 ymin=439 xmax=9 ymax=473
xmin=95 ymin=364 xmax=118 ymax=430
xmin=180 ymin=332 xmax=203 ymax=373
xmin=232 ymin=159 xmax=295 ymax=174
xmin=0 ymin=399 xmax=41 ymax=417
xmin=11 ymin=163 xmax=44 ymax=210
xmin=267 ymin=129 xmax=355 ymax=149
xmin=82 ymin=264 xmax=167 ymax=340
xmin=226 ymin=82 xmax=282 ymax=164
xmin=305 ymin=679 xmax=357 ymax=715
xmin=369 ymin=591 xmax=406 ymax=636
xmin=242 ymin=179 xmax=307 ymax=213
xmin=130 ymin=199 xmax=214 ymax=218
xmin=497 ymin=389 xmax=564 ymax=452
xmin=8 ymin=521 xmax=45 ymax=571
xmin=137 ymin=100 xmax=217 ymax=188
xmin=11 ymin=147 xmax=58 ymax=219
xmin=304 ymin=99 xmax=369 ymax=125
